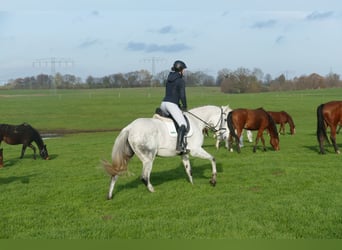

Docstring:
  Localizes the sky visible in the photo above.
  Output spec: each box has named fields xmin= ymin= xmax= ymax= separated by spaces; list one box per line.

xmin=1 ymin=0 xmax=342 ymax=84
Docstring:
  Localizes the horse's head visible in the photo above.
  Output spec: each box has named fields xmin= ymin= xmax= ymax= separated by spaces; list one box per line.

xmin=290 ymin=127 xmax=296 ymax=135
xmin=270 ymin=137 xmax=280 ymax=151
xmin=221 ymin=105 xmax=231 ymax=114
xmin=40 ymin=144 xmax=49 ymax=160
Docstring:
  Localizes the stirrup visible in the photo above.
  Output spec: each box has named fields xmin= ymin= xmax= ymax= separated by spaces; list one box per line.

xmin=176 ymin=147 xmax=189 ymax=155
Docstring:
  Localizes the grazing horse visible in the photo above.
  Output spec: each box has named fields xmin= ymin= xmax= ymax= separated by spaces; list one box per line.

xmin=0 ymin=123 xmax=49 ymax=160
xmin=267 ymin=111 xmax=296 ymax=135
xmin=227 ymin=108 xmax=280 ymax=153
xmin=316 ymin=101 xmax=342 ymax=154
xmin=103 ymin=105 xmax=227 ymax=199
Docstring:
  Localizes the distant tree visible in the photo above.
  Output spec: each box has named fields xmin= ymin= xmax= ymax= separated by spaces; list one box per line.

xmin=264 ymin=73 xmax=272 ymax=85
xmin=219 ymin=67 xmax=263 ymax=93
xmin=155 ymin=70 xmax=169 ymax=86
xmin=86 ymin=76 xmax=95 ymax=88
xmin=36 ymin=74 xmax=50 ymax=88
xmin=325 ymin=72 xmax=340 ymax=88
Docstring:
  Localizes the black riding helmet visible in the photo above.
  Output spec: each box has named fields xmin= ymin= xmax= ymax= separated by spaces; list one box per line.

xmin=172 ymin=60 xmax=187 ymax=72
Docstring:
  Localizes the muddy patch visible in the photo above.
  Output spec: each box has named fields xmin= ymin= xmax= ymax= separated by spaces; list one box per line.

xmin=41 ymin=128 xmax=121 ymax=138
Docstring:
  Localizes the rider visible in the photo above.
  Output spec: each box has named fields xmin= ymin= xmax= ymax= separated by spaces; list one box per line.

xmin=160 ymin=60 xmax=188 ymax=154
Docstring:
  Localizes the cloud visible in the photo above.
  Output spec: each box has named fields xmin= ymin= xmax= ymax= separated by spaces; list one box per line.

xmin=221 ymin=11 xmax=229 ymax=17
xmin=126 ymin=42 xmax=191 ymax=53
xmin=275 ymin=35 xmax=285 ymax=44
xmin=251 ymin=19 xmax=277 ymax=29
xmin=158 ymin=25 xmax=177 ymax=34
xmin=306 ymin=11 xmax=334 ymax=21
xmin=78 ymin=39 xmax=101 ymax=49
xmin=91 ymin=10 xmax=100 ymax=17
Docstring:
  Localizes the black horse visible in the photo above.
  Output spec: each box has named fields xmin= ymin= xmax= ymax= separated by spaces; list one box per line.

xmin=0 ymin=123 xmax=49 ymax=160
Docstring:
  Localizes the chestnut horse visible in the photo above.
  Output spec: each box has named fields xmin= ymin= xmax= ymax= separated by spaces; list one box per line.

xmin=316 ymin=101 xmax=342 ymax=154
xmin=227 ymin=108 xmax=280 ymax=153
xmin=267 ymin=111 xmax=296 ymax=135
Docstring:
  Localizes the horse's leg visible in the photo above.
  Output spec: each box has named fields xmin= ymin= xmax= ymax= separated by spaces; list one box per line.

xmin=141 ymin=160 xmax=155 ymax=192
xmin=280 ymin=123 xmax=285 ymax=135
xmin=28 ymin=144 xmax=37 ymax=159
xmin=181 ymin=154 xmax=193 ymax=184
xmin=20 ymin=145 xmax=27 ymax=159
xmin=190 ymin=148 xmax=217 ymax=186
xmin=228 ymin=135 xmax=234 ymax=152
xmin=329 ymin=127 xmax=340 ymax=154
xmin=253 ymin=131 xmax=263 ymax=152
xmin=247 ymin=130 xmax=253 ymax=142
xmin=225 ymin=137 xmax=231 ymax=151
xmin=260 ymin=134 xmax=267 ymax=151
xmin=235 ymin=129 xmax=242 ymax=153
xmin=215 ymin=137 xmax=220 ymax=149
xmin=0 ymin=148 xmax=3 ymax=168
xmin=107 ymin=175 xmax=119 ymax=200
xmin=337 ymin=125 xmax=342 ymax=134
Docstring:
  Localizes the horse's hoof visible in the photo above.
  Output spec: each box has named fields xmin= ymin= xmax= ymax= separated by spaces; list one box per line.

xmin=209 ymin=180 xmax=216 ymax=186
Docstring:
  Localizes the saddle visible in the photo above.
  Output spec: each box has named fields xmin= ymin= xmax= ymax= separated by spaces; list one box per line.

xmin=154 ymin=108 xmax=191 ymax=137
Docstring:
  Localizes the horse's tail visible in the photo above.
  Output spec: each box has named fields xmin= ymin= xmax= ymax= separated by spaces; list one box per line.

xmin=227 ymin=111 xmax=236 ymax=137
xmin=103 ymin=128 xmax=134 ymax=176
xmin=227 ymin=111 xmax=240 ymax=146
xmin=316 ymin=103 xmax=329 ymax=144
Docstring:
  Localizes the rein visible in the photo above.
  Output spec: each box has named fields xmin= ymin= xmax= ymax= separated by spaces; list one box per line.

xmin=185 ymin=107 xmax=227 ymax=133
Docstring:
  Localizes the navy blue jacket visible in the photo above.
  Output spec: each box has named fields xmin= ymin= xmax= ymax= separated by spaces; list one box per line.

xmin=162 ymin=71 xmax=187 ymax=109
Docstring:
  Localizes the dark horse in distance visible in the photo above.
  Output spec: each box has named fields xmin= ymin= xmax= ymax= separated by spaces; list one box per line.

xmin=316 ymin=101 xmax=342 ymax=154
xmin=0 ymin=123 xmax=49 ymax=160
xmin=267 ymin=111 xmax=296 ymax=135
xmin=227 ymin=108 xmax=280 ymax=153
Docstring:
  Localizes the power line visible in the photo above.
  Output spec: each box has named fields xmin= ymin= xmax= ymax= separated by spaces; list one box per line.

xmin=142 ymin=56 xmax=166 ymax=77
xmin=32 ymin=57 xmax=74 ymax=91
xmin=32 ymin=57 xmax=74 ymax=75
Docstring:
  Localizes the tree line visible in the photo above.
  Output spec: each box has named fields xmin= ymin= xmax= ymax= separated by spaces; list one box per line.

xmin=2 ymin=67 xmax=342 ymax=92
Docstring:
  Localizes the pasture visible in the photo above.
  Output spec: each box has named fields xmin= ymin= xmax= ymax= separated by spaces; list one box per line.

xmin=0 ymin=87 xmax=341 ymax=239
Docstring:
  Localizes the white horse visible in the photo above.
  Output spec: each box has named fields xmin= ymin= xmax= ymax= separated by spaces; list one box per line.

xmin=103 ymin=105 xmax=227 ymax=199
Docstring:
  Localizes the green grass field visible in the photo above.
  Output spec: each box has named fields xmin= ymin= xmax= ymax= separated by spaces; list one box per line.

xmin=0 ymin=87 xmax=341 ymax=239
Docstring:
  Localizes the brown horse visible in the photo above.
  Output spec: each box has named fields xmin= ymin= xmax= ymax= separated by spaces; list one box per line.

xmin=227 ymin=108 xmax=280 ymax=153
xmin=0 ymin=123 xmax=49 ymax=160
xmin=267 ymin=111 xmax=296 ymax=135
xmin=316 ymin=101 xmax=342 ymax=154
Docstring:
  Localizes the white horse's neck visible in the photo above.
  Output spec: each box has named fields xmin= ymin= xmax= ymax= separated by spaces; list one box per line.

xmin=187 ymin=105 xmax=227 ymax=131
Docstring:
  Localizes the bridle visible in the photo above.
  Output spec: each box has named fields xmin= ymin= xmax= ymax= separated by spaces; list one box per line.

xmin=185 ymin=106 xmax=228 ymax=133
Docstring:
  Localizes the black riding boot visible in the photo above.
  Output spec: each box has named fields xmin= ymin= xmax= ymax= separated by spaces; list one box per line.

xmin=176 ymin=125 xmax=187 ymax=154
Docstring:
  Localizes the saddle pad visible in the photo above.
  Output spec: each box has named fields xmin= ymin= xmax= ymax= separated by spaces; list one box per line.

xmin=152 ymin=114 xmax=193 ymax=137
xmin=152 ymin=114 xmax=177 ymax=137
